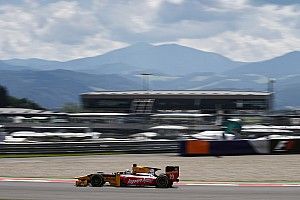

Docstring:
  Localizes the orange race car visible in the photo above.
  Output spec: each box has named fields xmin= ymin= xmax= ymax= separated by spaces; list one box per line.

xmin=75 ymin=164 xmax=179 ymax=188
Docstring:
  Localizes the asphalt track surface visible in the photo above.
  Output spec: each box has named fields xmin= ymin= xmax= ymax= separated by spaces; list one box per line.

xmin=0 ymin=182 xmax=300 ymax=200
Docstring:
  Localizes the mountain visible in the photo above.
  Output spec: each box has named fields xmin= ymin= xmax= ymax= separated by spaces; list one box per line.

xmin=225 ymin=51 xmax=300 ymax=77
xmin=220 ymin=51 xmax=300 ymax=108
xmin=277 ymin=83 xmax=300 ymax=108
xmin=143 ymin=73 xmax=268 ymax=91
xmin=64 ymin=43 xmax=244 ymax=75
xmin=0 ymin=70 xmax=138 ymax=108
xmin=0 ymin=60 xmax=31 ymax=71
xmin=3 ymin=58 xmax=62 ymax=70
xmin=2 ymin=43 xmax=244 ymax=75
xmin=0 ymin=45 xmax=300 ymax=109
xmin=77 ymin=63 xmax=140 ymax=75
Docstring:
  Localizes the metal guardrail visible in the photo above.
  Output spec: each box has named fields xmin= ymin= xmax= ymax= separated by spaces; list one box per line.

xmin=1 ymin=122 xmax=220 ymax=132
xmin=0 ymin=141 xmax=180 ymax=154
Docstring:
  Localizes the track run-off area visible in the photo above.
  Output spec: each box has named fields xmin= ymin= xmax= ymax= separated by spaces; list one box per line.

xmin=1 ymin=153 xmax=300 ymax=199
xmin=1 ymin=154 xmax=300 ymax=182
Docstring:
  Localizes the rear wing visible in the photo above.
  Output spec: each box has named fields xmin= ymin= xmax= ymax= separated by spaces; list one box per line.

xmin=165 ymin=166 xmax=179 ymax=182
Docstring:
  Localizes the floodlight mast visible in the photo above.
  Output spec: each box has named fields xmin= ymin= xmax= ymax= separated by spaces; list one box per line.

xmin=268 ymin=78 xmax=275 ymax=111
xmin=140 ymin=73 xmax=152 ymax=91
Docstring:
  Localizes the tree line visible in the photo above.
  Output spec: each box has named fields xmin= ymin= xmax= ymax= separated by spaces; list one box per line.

xmin=0 ymin=85 xmax=43 ymax=109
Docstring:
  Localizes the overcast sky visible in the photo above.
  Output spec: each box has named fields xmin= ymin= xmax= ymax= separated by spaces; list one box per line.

xmin=0 ymin=0 xmax=300 ymax=62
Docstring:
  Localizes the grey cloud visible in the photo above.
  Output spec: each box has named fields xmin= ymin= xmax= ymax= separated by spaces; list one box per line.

xmin=252 ymin=0 xmax=300 ymax=5
xmin=31 ymin=1 xmax=104 ymax=45
xmin=94 ymin=0 xmax=240 ymax=43
xmin=157 ymin=0 xmax=241 ymax=23
xmin=0 ymin=0 xmax=300 ymax=61
xmin=109 ymin=20 xmax=233 ymax=43
xmin=35 ymin=14 xmax=101 ymax=44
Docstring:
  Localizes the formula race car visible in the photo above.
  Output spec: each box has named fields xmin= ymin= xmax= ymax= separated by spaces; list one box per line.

xmin=75 ymin=164 xmax=179 ymax=188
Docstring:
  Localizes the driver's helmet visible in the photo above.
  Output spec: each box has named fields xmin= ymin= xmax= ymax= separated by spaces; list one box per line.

xmin=149 ymin=168 xmax=155 ymax=175
xmin=125 ymin=169 xmax=131 ymax=174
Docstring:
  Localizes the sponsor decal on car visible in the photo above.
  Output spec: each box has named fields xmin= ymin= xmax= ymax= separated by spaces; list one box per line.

xmin=126 ymin=178 xmax=153 ymax=185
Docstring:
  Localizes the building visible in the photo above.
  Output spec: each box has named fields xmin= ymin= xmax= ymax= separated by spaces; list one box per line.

xmin=81 ymin=90 xmax=271 ymax=114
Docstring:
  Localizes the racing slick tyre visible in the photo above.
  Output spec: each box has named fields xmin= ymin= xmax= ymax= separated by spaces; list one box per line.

xmin=91 ymin=174 xmax=105 ymax=187
xmin=120 ymin=180 xmax=126 ymax=187
xmin=156 ymin=174 xmax=170 ymax=188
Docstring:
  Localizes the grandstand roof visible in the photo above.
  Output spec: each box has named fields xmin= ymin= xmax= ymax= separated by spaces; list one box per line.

xmin=82 ymin=90 xmax=270 ymax=97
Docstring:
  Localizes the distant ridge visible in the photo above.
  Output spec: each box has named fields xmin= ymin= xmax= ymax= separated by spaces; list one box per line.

xmin=63 ymin=43 xmax=243 ymax=74
xmin=0 ymin=44 xmax=300 ymax=108
xmin=226 ymin=51 xmax=300 ymax=77
xmin=2 ymin=43 xmax=243 ymax=75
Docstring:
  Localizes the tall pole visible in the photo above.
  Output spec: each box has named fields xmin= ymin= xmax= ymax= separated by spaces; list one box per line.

xmin=140 ymin=73 xmax=152 ymax=91
xmin=268 ymin=78 xmax=275 ymax=111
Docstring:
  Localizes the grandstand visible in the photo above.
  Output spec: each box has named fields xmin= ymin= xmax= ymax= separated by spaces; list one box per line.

xmin=81 ymin=90 xmax=271 ymax=114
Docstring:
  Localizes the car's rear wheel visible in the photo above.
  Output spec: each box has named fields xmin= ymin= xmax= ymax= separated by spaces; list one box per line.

xmin=91 ymin=174 xmax=105 ymax=187
xmin=156 ymin=174 xmax=169 ymax=188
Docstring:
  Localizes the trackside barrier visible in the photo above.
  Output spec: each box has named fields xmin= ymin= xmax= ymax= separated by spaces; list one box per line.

xmin=180 ymin=140 xmax=210 ymax=156
xmin=248 ymin=139 xmax=270 ymax=154
xmin=3 ymin=139 xmax=300 ymax=156
xmin=180 ymin=139 xmax=270 ymax=156
xmin=210 ymin=140 xmax=257 ymax=156
xmin=0 ymin=141 xmax=179 ymax=154
xmin=270 ymin=139 xmax=300 ymax=154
